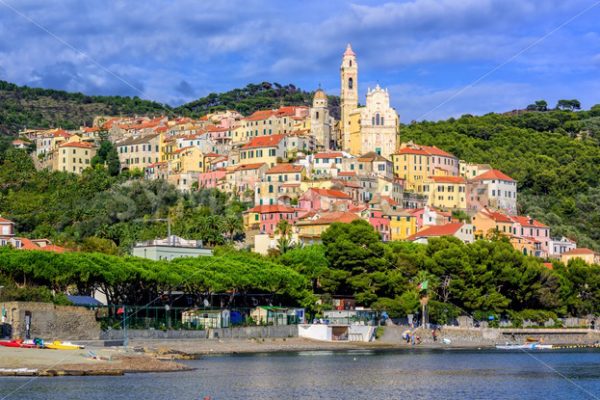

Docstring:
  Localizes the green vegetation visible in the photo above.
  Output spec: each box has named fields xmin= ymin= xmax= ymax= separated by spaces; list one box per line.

xmin=0 ymin=148 xmax=246 ymax=252
xmin=0 ymin=80 xmax=335 ymax=135
xmin=0 ymin=80 xmax=171 ymax=134
xmin=1 ymin=220 xmax=598 ymax=322
xmin=174 ymin=82 xmax=339 ymax=118
xmin=402 ymin=103 xmax=600 ymax=250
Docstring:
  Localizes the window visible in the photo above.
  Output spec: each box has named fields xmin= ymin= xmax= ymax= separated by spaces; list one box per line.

xmin=348 ymin=77 xmax=353 ymax=89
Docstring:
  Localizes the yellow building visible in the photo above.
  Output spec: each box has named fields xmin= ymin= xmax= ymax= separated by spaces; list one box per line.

xmin=391 ymin=143 xmax=459 ymax=191
xmin=56 ymin=141 xmax=96 ymax=174
xmin=295 ymin=211 xmax=359 ymax=244
xmin=471 ymin=208 xmax=514 ymax=239
xmin=424 ymin=176 xmax=467 ymax=210
xmin=239 ymin=134 xmax=286 ymax=167
xmin=116 ymin=133 xmax=161 ymax=172
xmin=170 ymin=146 xmax=205 ymax=173
xmin=387 ymin=211 xmax=417 ymax=241
xmin=340 ymin=44 xmax=399 ymax=158
xmin=561 ymin=248 xmax=600 ymax=265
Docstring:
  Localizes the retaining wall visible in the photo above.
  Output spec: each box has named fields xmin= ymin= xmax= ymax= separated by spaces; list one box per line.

xmin=2 ymin=301 xmax=100 ymax=340
xmin=100 ymin=325 xmax=298 ymax=340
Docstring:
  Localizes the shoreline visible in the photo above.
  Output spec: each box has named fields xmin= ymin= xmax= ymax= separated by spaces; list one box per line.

xmin=2 ymin=335 xmax=599 ymax=378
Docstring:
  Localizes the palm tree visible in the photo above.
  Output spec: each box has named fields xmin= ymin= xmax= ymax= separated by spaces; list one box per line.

xmin=275 ymin=219 xmax=294 ymax=254
xmin=222 ymin=213 xmax=243 ymax=243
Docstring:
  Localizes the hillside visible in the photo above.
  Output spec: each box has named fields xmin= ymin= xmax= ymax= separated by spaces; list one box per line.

xmin=0 ymin=81 xmax=172 ymax=134
xmin=0 ymin=80 xmax=337 ymax=135
xmin=402 ymin=105 xmax=600 ymax=249
xmin=174 ymin=82 xmax=340 ymax=118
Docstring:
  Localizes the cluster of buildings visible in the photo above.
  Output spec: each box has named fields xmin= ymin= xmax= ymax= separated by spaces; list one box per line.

xmin=8 ymin=45 xmax=595 ymax=265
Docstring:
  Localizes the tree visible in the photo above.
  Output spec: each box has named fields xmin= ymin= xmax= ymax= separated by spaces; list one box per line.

xmin=275 ymin=219 xmax=294 ymax=254
xmin=222 ymin=213 xmax=243 ymax=243
xmin=91 ymin=140 xmax=120 ymax=176
xmin=556 ymin=99 xmax=581 ymax=111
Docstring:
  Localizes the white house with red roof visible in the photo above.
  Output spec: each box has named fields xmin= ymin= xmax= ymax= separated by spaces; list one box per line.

xmin=468 ymin=169 xmax=517 ymax=214
xmin=407 ymin=222 xmax=474 ymax=244
xmin=310 ymin=151 xmax=353 ymax=177
xmin=0 ymin=216 xmax=15 ymax=237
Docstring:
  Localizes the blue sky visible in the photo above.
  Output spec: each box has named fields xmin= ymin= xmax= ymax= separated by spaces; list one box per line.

xmin=0 ymin=0 xmax=599 ymax=121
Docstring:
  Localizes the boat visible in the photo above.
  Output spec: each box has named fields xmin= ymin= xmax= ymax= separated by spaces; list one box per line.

xmin=496 ymin=342 xmax=553 ymax=350
xmin=44 ymin=341 xmax=85 ymax=350
xmin=0 ymin=340 xmax=23 ymax=348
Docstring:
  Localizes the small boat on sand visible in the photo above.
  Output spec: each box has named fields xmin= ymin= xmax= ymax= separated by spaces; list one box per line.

xmin=0 ymin=340 xmax=23 ymax=348
xmin=496 ymin=342 xmax=553 ymax=350
xmin=44 ymin=341 xmax=85 ymax=350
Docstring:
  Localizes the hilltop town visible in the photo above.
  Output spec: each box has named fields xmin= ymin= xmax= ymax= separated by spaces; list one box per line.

xmin=3 ymin=44 xmax=590 ymax=265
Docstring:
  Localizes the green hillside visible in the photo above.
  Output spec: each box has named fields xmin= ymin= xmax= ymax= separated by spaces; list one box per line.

xmin=174 ymin=82 xmax=340 ymax=118
xmin=402 ymin=104 xmax=600 ymax=249
xmin=0 ymin=81 xmax=172 ymax=134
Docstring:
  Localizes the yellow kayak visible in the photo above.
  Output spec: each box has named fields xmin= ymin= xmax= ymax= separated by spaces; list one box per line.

xmin=45 ymin=341 xmax=85 ymax=350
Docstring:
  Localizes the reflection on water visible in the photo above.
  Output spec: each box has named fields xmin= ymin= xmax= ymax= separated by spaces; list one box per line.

xmin=1 ymin=349 xmax=600 ymax=400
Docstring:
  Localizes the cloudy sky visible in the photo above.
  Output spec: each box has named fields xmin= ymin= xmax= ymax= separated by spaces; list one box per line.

xmin=0 ymin=0 xmax=599 ymax=121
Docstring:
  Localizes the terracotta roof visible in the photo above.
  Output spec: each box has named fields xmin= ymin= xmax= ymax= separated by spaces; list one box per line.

xmin=338 ymin=171 xmax=356 ymax=177
xmin=245 ymin=205 xmax=297 ymax=214
xmin=173 ymin=146 xmax=195 ymax=154
xmin=314 ymin=152 xmax=343 ymax=159
xmin=309 ymin=188 xmax=352 ymax=199
xmin=480 ymin=208 xmax=513 ymax=223
xmin=428 ymin=176 xmax=465 ymax=184
xmin=242 ymin=134 xmax=285 ymax=149
xmin=562 ymin=248 xmax=596 ymax=256
xmin=381 ymin=196 xmax=399 ymax=206
xmin=15 ymin=237 xmax=68 ymax=253
xmin=117 ymin=133 xmax=160 ymax=146
xmin=297 ymin=211 xmax=359 ymax=226
xmin=266 ymin=164 xmax=304 ymax=174
xmin=511 ymin=216 xmax=548 ymax=228
xmin=0 ymin=217 xmax=14 ymax=224
xmin=395 ymin=144 xmax=455 ymax=158
xmin=542 ymin=262 xmax=554 ymax=269
xmin=59 ymin=142 xmax=94 ymax=149
xmin=472 ymin=169 xmax=515 ymax=182
xmin=245 ymin=110 xmax=276 ymax=122
xmin=357 ymin=151 xmax=388 ymax=162
xmin=234 ymin=163 xmax=267 ymax=171
xmin=407 ymin=223 xmax=465 ymax=240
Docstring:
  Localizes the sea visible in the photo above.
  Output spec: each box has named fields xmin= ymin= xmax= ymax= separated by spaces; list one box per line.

xmin=1 ymin=348 xmax=599 ymax=399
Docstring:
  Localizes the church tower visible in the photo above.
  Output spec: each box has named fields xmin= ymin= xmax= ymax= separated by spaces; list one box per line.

xmin=310 ymin=88 xmax=332 ymax=150
xmin=340 ymin=44 xmax=358 ymax=152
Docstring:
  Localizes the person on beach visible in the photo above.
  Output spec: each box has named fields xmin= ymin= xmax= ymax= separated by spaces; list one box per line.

xmin=432 ymin=328 xmax=438 ymax=342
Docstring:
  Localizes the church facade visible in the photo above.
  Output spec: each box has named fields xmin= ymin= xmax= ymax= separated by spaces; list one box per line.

xmin=338 ymin=44 xmax=399 ymax=159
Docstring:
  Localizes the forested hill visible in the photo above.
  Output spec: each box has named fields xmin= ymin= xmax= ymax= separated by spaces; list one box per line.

xmin=402 ymin=103 xmax=600 ymax=249
xmin=174 ymin=82 xmax=340 ymax=117
xmin=0 ymin=80 xmax=335 ymax=135
xmin=0 ymin=81 xmax=172 ymax=134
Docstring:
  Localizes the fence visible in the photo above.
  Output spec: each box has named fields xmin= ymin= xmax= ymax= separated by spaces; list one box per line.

xmin=93 ymin=305 xmax=304 ymax=331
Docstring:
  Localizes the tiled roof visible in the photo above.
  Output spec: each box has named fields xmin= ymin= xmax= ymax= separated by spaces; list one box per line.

xmin=234 ymin=163 xmax=267 ymax=171
xmin=309 ymin=188 xmax=352 ymax=199
xmin=117 ymin=133 xmax=160 ymax=146
xmin=245 ymin=110 xmax=276 ymax=121
xmin=562 ymin=248 xmax=595 ymax=256
xmin=245 ymin=205 xmax=297 ymax=214
xmin=0 ymin=217 xmax=14 ymax=224
xmin=428 ymin=176 xmax=465 ymax=184
xmin=314 ymin=152 xmax=343 ymax=159
xmin=243 ymin=134 xmax=285 ymax=149
xmin=480 ymin=208 xmax=513 ymax=223
xmin=59 ymin=142 xmax=94 ymax=149
xmin=266 ymin=164 xmax=304 ymax=174
xmin=472 ymin=169 xmax=515 ymax=182
xmin=395 ymin=144 xmax=455 ymax=158
xmin=297 ymin=211 xmax=359 ymax=226
xmin=511 ymin=215 xmax=548 ymax=228
xmin=357 ymin=151 xmax=388 ymax=162
xmin=338 ymin=171 xmax=356 ymax=177
xmin=407 ymin=222 xmax=465 ymax=240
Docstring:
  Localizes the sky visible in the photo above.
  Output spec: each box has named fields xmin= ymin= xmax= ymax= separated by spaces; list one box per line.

xmin=0 ymin=0 xmax=599 ymax=121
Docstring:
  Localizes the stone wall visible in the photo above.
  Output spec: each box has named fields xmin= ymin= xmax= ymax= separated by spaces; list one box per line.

xmin=2 ymin=302 xmax=101 ymax=340
xmin=100 ymin=325 xmax=298 ymax=340
xmin=380 ymin=325 xmax=600 ymax=346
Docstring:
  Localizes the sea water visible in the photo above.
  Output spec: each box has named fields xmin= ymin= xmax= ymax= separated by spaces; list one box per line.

xmin=1 ymin=348 xmax=599 ymax=399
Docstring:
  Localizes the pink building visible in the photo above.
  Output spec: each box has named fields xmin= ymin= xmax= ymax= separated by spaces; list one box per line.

xmin=298 ymin=188 xmax=353 ymax=211
xmin=198 ymin=169 xmax=227 ymax=188
xmin=246 ymin=205 xmax=299 ymax=234
xmin=368 ymin=209 xmax=390 ymax=241
xmin=510 ymin=216 xmax=550 ymax=255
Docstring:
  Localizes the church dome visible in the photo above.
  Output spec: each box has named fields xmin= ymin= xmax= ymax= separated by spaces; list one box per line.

xmin=313 ymin=89 xmax=327 ymax=101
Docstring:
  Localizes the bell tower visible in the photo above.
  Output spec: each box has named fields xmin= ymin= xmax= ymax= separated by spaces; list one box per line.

xmin=340 ymin=43 xmax=357 ymax=152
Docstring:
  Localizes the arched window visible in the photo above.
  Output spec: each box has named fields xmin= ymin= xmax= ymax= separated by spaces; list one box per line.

xmin=315 ymin=111 xmax=319 ymax=119
xmin=349 ymin=60 xmax=352 ymax=67
xmin=375 ymin=113 xmax=381 ymax=125
xmin=348 ymin=77 xmax=353 ymax=89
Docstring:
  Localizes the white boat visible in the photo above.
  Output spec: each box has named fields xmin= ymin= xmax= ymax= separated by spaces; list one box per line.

xmin=496 ymin=343 xmax=553 ymax=350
